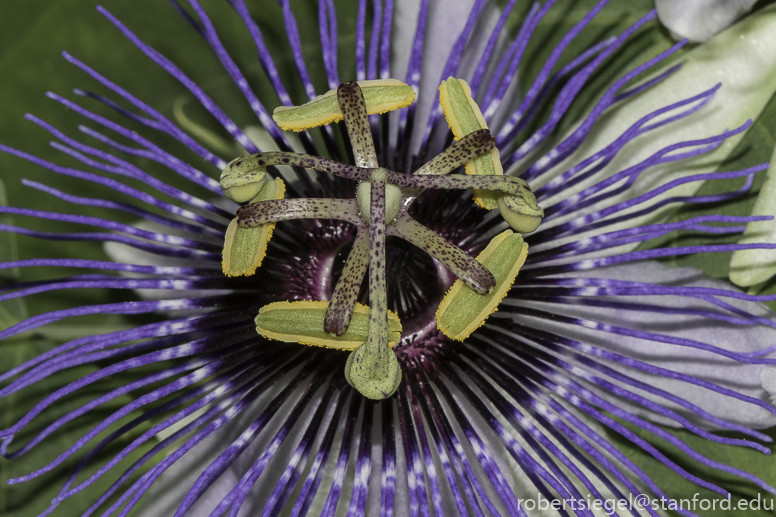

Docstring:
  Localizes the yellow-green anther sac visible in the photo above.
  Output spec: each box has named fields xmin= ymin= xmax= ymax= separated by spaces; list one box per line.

xmin=220 ymin=155 xmax=268 ymax=203
xmin=390 ymin=212 xmax=495 ymax=294
xmin=236 ymin=198 xmax=363 ymax=228
xmin=222 ymin=178 xmax=285 ymax=277
xmin=325 ymin=229 xmax=370 ymax=336
xmin=439 ymin=77 xmax=503 ymax=210
xmin=255 ymin=301 xmax=402 ymax=349
xmin=273 ymin=79 xmax=416 ymax=132
xmin=345 ymin=167 xmax=402 ymax=400
xmin=436 ymin=231 xmax=528 ymax=340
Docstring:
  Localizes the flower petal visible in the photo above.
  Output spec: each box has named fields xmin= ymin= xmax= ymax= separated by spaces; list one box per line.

xmin=730 ymin=143 xmax=776 ymax=287
xmin=541 ymin=4 xmax=776 ymax=243
xmin=656 ymin=0 xmax=759 ymax=42
xmin=519 ymin=260 xmax=776 ymax=429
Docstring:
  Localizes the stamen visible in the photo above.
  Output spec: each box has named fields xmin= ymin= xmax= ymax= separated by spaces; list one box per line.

xmin=222 ymin=178 xmax=286 ymax=277
xmin=438 ymin=77 xmax=503 ymax=209
xmin=437 ymin=231 xmax=528 ymax=340
xmin=255 ymin=301 xmax=402 ymax=349
xmin=272 ymin=79 xmax=415 ymax=132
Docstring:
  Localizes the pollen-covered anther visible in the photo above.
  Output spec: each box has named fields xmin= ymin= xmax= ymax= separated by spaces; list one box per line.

xmin=439 ymin=76 xmax=503 ymax=209
xmin=222 ymin=178 xmax=285 ymax=277
xmin=272 ymin=79 xmax=416 ymax=132
xmin=255 ymin=301 xmax=403 ymax=349
xmin=436 ymin=230 xmax=528 ymax=340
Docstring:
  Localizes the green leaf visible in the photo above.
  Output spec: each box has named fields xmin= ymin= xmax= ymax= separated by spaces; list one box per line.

xmin=0 ymin=177 xmax=26 ymax=329
xmin=0 ymin=335 xmax=154 ymax=516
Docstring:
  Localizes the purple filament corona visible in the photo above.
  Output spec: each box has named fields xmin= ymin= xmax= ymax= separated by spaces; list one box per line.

xmin=1 ymin=0 xmax=775 ymax=516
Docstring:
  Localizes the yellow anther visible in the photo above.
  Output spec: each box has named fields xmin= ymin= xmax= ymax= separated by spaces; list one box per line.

xmin=439 ymin=77 xmax=503 ymax=210
xmin=222 ymin=178 xmax=285 ymax=277
xmin=273 ymin=79 xmax=416 ymax=132
xmin=436 ymin=230 xmax=528 ymax=340
xmin=255 ymin=301 xmax=403 ymax=349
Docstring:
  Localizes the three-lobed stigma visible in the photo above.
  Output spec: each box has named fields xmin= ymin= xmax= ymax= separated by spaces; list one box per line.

xmin=219 ymin=79 xmax=544 ymax=400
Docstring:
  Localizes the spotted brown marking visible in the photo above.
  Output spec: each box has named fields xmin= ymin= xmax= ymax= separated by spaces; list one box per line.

xmin=414 ymin=129 xmax=496 ymax=176
xmin=236 ymin=198 xmax=362 ymax=227
xmin=345 ymin=167 xmax=402 ymax=400
xmin=325 ymin=229 xmax=370 ymax=336
xmin=385 ymin=168 xmax=537 ymax=201
xmin=238 ymin=151 xmax=365 ymax=180
xmin=338 ymin=82 xmax=379 ymax=169
xmin=272 ymin=79 xmax=415 ymax=132
xmin=389 ymin=212 xmax=495 ymax=294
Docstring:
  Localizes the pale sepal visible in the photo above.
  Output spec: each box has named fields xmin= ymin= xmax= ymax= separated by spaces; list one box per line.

xmin=730 ymin=142 xmax=776 ymax=287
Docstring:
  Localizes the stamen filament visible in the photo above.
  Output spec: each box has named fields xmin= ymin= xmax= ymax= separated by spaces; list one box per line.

xmin=390 ymin=213 xmax=495 ymax=294
xmin=325 ymin=229 xmax=370 ymax=336
xmin=236 ymin=198 xmax=363 ymax=227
